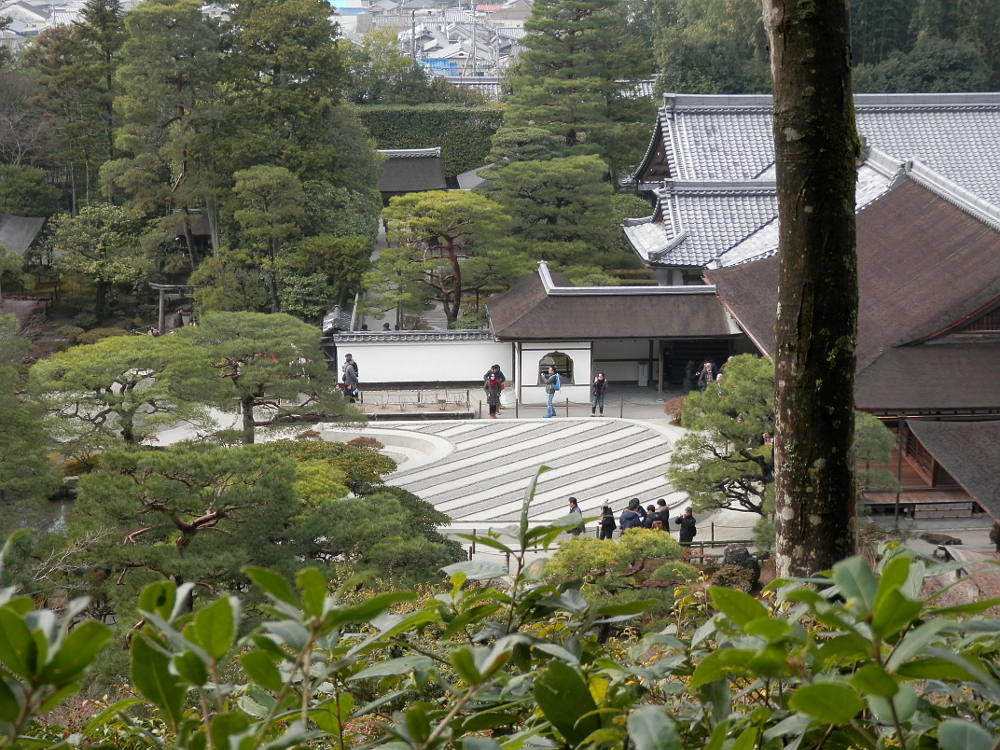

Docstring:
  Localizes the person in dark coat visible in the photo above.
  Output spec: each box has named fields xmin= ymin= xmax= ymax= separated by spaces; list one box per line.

xmin=567 ymin=497 xmax=583 ymax=536
xmin=172 ymin=309 xmax=184 ymax=329
xmin=590 ymin=372 xmax=608 ymax=416
xmin=484 ymin=364 xmax=507 ymax=409
xmin=642 ymin=505 xmax=657 ymax=528
xmin=484 ymin=372 xmax=503 ymax=418
xmin=618 ymin=498 xmax=641 ymax=534
xmin=342 ymin=353 xmax=359 ymax=403
xmin=598 ymin=505 xmax=616 ymax=540
xmin=674 ymin=506 xmax=697 ymax=545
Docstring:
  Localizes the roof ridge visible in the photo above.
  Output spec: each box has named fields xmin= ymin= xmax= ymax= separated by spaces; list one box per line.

xmin=906 ymin=160 xmax=1000 ymax=231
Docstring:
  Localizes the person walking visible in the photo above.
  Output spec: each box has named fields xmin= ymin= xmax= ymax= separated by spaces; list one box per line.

xmin=673 ymin=506 xmax=697 ymax=546
xmin=567 ymin=497 xmax=583 ymax=536
xmin=590 ymin=372 xmax=608 ymax=416
xmin=342 ymin=353 xmax=359 ymax=403
xmin=484 ymin=371 xmax=504 ymax=419
xmin=598 ymin=505 xmax=616 ymax=540
xmin=542 ymin=366 xmax=559 ymax=418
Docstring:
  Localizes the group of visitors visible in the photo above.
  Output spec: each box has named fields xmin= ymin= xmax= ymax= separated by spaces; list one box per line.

xmin=682 ymin=358 xmax=727 ymax=394
xmin=483 ymin=364 xmax=506 ymax=419
xmin=589 ymin=498 xmax=697 ymax=545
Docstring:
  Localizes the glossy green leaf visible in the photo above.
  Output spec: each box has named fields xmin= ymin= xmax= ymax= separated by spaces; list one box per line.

xmin=323 ymin=590 xmax=416 ymax=632
xmin=130 ymin=633 xmax=186 ymax=728
xmin=596 ymin=599 xmax=659 ymax=618
xmin=209 ymin=711 xmax=252 ymax=750
xmin=296 ymin=568 xmax=328 ymax=619
xmin=930 ymin=598 xmax=1000 ymax=617
xmin=731 ymin=726 xmax=759 ymax=750
xmin=885 ymin=620 xmax=947 ymax=671
xmin=39 ymin=620 xmax=111 ymax=687
xmin=237 ymin=695 xmax=269 ymax=719
xmin=627 ymin=706 xmax=679 ymax=750
xmin=0 ymin=677 xmax=20 ymax=721
xmin=0 ymin=609 xmax=37 ymax=680
xmin=867 ymin=684 xmax=918 ymax=723
xmin=190 ymin=596 xmax=239 ymax=661
xmin=832 ymin=557 xmax=877 ymax=616
xmin=690 ymin=648 xmax=754 ymax=688
xmin=440 ymin=560 xmax=509 ymax=582
xmin=848 ymin=664 xmax=898 ymax=697
xmin=240 ymin=651 xmax=284 ymax=692
xmin=456 ymin=713 xmax=522 ymax=733
xmin=455 ymin=534 xmax=514 ymax=556
xmin=871 ymin=588 xmax=923 ymax=640
xmin=462 ymin=737 xmax=505 ymax=750
xmin=244 ymin=567 xmax=300 ymax=607
xmin=744 ymin=618 xmax=792 ymax=642
xmin=873 ymin=554 xmax=911 ymax=611
xmin=38 ymin=682 xmax=81 ymax=715
xmin=138 ymin=581 xmax=177 ymax=621
xmin=937 ymin=719 xmax=995 ymax=750
xmin=709 ymin=586 xmax=768 ymax=627
xmin=895 ymin=657 xmax=976 ymax=681
xmin=310 ymin=693 xmax=353 ymax=734
xmin=450 ymin=646 xmax=482 ymax=684
xmin=349 ymin=655 xmax=434 ymax=681
xmin=787 ymin=683 xmax=862 ymax=725
xmin=534 ymin=660 xmax=600 ymax=745
xmin=173 ymin=650 xmax=209 ymax=687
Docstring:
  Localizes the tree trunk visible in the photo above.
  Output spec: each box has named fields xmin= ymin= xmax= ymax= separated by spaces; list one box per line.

xmin=764 ymin=0 xmax=860 ymax=577
xmin=241 ymin=394 xmax=256 ymax=444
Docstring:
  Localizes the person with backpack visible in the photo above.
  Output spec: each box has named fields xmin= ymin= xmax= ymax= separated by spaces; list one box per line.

xmin=542 ymin=366 xmax=560 ymax=418
xmin=342 ymin=353 xmax=359 ymax=403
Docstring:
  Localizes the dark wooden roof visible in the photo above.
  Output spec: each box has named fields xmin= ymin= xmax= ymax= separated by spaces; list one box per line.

xmin=907 ymin=420 xmax=1000 ymax=521
xmin=706 ymin=178 xmax=1000 ymax=413
xmin=486 ymin=265 xmax=735 ymax=340
xmin=377 ymin=148 xmax=447 ymax=194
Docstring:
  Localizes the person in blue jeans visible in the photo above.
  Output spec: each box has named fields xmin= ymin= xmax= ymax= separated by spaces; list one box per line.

xmin=543 ymin=366 xmax=559 ymax=418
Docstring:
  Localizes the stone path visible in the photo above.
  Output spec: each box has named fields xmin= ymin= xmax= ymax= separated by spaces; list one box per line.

xmin=377 ymin=417 xmax=687 ymax=530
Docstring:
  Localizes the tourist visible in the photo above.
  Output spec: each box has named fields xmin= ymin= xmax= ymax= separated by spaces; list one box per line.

xmin=484 ymin=364 xmax=507 ymax=408
xmin=342 ymin=353 xmax=359 ymax=403
xmin=567 ymin=497 xmax=583 ymax=536
xmin=484 ymin=371 xmax=503 ymax=419
xmin=673 ymin=506 xmax=697 ymax=546
xmin=618 ymin=498 xmax=641 ymax=533
xmin=598 ymin=505 xmax=616 ymax=540
xmin=542 ymin=366 xmax=559 ymax=418
xmin=590 ymin=372 xmax=607 ymax=416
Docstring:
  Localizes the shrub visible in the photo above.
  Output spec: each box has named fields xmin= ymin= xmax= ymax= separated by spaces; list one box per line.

xmin=348 ymin=436 xmax=385 ymax=452
xmin=55 ymin=325 xmax=85 ymax=342
xmin=75 ymin=327 xmax=130 ymax=346
xmin=71 ymin=312 xmax=97 ymax=330
xmin=710 ymin=563 xmax=755 ymax=592
xmin=649 ymin=560 xmax=701 ymax=584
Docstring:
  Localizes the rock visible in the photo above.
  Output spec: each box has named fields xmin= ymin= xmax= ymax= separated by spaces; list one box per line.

xmin=919 ymin=532 xmax=962 ymax=546
xmin=722 ymin=544 xmax=760 ymax=584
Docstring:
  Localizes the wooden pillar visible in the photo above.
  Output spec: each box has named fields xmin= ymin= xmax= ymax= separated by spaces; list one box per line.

xmin=158 ymin=288 xmax=166 ymax=333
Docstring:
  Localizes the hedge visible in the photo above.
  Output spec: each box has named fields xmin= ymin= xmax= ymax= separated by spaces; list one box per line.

xmin=357 ymin=104 xmax=505 ymax=178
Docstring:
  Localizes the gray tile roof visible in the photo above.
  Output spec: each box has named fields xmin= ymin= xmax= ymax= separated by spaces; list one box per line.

xmin=626 ymin=93 xmax=1000 ymax=269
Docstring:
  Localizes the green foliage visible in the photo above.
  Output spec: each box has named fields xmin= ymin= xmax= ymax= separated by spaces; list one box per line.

xmin=545 ymin=528 xmax=681 ymax=589
xmin=49 ymin=203 xmax=150 ymax=321
xmin=668 ymin=354 xmax=775 ymax=515
xmin=487 ymin=155 xmax=618 ymax=267
xmin=652 ymin=0 xmax=770 ymax=94
xmin=265 ymin=438 xmax=396 ymax=496
xmin=669 ymin=355 xmax=898 ymax=522
xmin=373 ymin=191 xmax=523 ymax=326
xmin=0 ymin=366 xmax=61 ymax=534
xmin=344 ymin=29 xmax=441 ymax=105
xmin=356 ymin=105 xmax=504 ymax=178
xmin=189 ymin=251 xmax=271 ymax=313
xmin=649 ymin=560 xmax=701 ymax=584
xmin=7 ymin=471 xmax=1000 ymax=750
xmin=0 ymin=166 xmax=61 ymax=217
xmin=29 ymin=333 xmax=212 ymax=449
xmin=853 ymin=36 xmax=991 ymax=93
xmin=176 ymin=311 xmax=363 ymax=443
xmin=73 ymin=326 xmax=129 ymax=345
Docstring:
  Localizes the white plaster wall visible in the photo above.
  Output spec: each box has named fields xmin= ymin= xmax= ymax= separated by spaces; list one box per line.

xmin=516 ymin=342 xmax=592 ymax=404
xmin=336 ymin=339 xmax=512 ymax=384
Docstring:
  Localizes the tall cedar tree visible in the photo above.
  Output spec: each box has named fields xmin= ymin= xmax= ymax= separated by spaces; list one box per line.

xmin=503 ymin=0 xmax=617 ymax=150
xmin=764 ymin=0 xmax=860 ymax=576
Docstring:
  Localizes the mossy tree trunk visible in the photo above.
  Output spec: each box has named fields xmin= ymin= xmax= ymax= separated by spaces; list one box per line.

xmin=763 ymin=0 xmax=860 ymax=577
